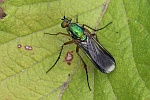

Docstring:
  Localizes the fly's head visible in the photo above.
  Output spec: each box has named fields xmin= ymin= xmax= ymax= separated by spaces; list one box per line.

xmin=61 ymin=16 xmax=72 ymax=28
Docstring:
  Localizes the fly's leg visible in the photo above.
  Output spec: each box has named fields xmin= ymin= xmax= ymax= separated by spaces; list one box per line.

xmin=82 ymin=22 xmax=112 ymax=31
xmin=83 ymin=22 xmax=112 ymax=40
xmin=44 ymin=32 xmax=70 ymax=37
xmin=76 ymin=46 xmax=91 ymax=91
xmin=46 ymin=40 xmax=74 ymax=73
xmin=76 ymin=15 xmax=78 ymax=23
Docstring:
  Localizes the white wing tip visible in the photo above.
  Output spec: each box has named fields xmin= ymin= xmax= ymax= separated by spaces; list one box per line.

xmin=105 ymin=64 xmax=115 ymax=73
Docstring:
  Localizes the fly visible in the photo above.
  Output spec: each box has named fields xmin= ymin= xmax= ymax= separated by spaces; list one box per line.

xmin=45 ymin=16 xmax=116 ymax=91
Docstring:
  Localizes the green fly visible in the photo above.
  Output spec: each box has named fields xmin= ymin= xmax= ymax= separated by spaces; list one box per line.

xmin=45 ymin=16 xmax=116 ymax=91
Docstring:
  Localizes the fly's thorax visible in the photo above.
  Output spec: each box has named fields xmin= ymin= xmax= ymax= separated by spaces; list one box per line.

xmin=67 ymin=23 xmax=87 ymax=41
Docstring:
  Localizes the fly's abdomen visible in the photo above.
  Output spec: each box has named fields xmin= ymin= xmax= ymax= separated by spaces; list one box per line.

xmin=78 ymin=36 xmax=116 ymax=73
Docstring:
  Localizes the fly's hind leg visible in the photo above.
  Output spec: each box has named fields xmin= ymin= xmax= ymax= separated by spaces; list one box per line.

xmin=76 ymin=46 xmax=91 ymax=91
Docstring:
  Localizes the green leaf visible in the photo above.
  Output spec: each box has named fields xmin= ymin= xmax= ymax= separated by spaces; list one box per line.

xmin=0 ymin=0 xmax=150 ymax=100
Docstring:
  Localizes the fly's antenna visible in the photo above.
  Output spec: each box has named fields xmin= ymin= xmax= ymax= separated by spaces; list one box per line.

xmin=61 ymin=12 xmax=66 ymax=20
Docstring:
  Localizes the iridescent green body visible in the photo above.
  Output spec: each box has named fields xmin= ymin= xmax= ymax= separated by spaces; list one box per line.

xmin=67 ymin=23 xmax=87 ymax=41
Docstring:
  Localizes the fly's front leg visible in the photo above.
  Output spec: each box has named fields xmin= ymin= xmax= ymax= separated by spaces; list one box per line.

xmin=82 ymin=22 xmax=112 ymax=32
xmin=44 ymin=32 xmax=70 ymax=37
xmin=76 ymin=46 xmax=91 ymax=91
xmin=46 ymin=40 xmax=74 ymax=73
xmin=82 ymin=22 xmax=112 ymax=40
xmin=76 ymin=15 xmax=78 ymax=23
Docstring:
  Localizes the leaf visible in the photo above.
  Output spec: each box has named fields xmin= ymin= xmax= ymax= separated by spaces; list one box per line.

xmin=0 ymin=0 xmax=150 ymax=100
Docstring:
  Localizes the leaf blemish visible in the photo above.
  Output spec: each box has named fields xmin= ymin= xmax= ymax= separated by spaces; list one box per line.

xmin=17 ymin=44 xmax=22 ymax=48
xmin=24 ymin=45 xmax=33 ymax=50
xmin=63 ymin=51 xmax=74 ymax=65
xmin=0 ymin=7 xmax=6 ymax=19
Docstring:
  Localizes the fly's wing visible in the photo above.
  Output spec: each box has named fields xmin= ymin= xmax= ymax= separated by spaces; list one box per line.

xmin=78 ymin=35 xmax=116 ymax=73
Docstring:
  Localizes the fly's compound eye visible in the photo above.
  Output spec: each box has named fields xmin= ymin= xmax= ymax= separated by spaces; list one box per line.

xmin=61 ymin=17 xmax=72 ymax=28
xmin=61 ymin=21 xmax=67 ymax=28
